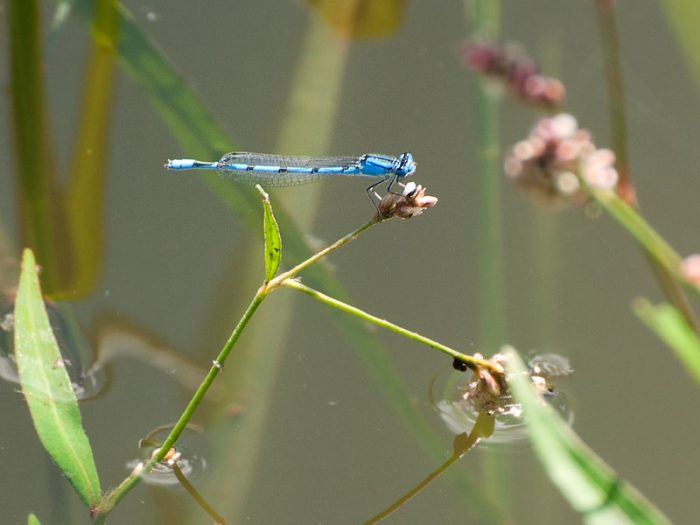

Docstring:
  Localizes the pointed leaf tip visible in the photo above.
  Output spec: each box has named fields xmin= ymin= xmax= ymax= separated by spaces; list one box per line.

xmin=259 ymin=187 xmax=281 ymax=281
xmin=634 ymin=298 xmax=700 ymax=386
xmin=15 ymin=249 xmax=101 ymax=505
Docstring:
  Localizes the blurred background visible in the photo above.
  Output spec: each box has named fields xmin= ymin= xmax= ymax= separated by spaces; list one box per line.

xmin=1 ymin=1 xmax=699 ymax=523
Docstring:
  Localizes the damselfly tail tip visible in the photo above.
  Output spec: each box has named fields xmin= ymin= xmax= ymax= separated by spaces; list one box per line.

xmin=164 ymin=159 xmax=196 ymax=170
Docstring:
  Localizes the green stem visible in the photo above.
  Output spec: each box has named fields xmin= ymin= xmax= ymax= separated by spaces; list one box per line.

xmin=589 ymin=188 xmax=700 ymax=305
xmin=592 ymin=189 xmax=679 ymax=269
xmin=467 ymin=0 xmax=506 ymax=350
xmin=64 ymin=0 xmax=118 ymax=299
xmin=268 ymin=216 xmax=379 ymax=288
xmin=94 ymin=217 xmax=380 ymax=519
xmin=171 ymin=462 xmax=226 ymax=525
xmin=647 ymin=259 xmax=699 ymax=333
xmin=364 ymin=452 xmax=462 ymax=524
xmin=9 ymin=0 xmax=68 ymax=293
xmin=595 ymin=0 xmax=634 ymax=204
xmin=593 ymin=0 xmax=699 ymax=333
xmin=93 ymin=288 xmax=267 ymax=519
xmin=364 ymin=412 xmax=494 ymax=524
xmin=464 ymin=2 xmax=508 ymax=515
xmin=282 ymin=279 xmax=500 ymax=373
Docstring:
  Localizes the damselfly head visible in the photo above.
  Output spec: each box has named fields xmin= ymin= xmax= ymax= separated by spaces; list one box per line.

xmin=396 ymin=152 xmax=416 ymax=177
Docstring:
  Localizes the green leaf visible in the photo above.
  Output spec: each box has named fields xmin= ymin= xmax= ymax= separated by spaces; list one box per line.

xmin=634 ymin=298 xmax=700 ymax=385
xmin=9 ymin=0 xmax=69 ymax=294
xmin=57 ymin=3 xmax=499 ymax=517
xmin=63 ymin=0 xmax=119 ymax=299
xmin=661 ymin=0 xmax=700 ymax=96
xmin=27 ymin=512 xmax=42 ymax=525
xmin=505 ymin=347 xmax=671 ymax=525
xmin=257 ymin=186 xmax=281 ymax=282
xmin=14 ymin=249 xmax=101 ymax=506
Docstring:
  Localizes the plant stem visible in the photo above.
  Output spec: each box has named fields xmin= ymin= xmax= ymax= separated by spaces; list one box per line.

xmin=589 ymin=188 xmax=700 ymax=311
xmin=64 ymin=0 xmax=118 ymax=299
xmin=93 ymin=288 xmax=267 ymax=520
xmin=593 ymin=0 xmax=700 ymax=334
xmin=591 ymin=189 xmax=680 ymax=270
xmin=465 ymin=1 xmax=510 ymax=515
xmin=595 ymin=0 xmax=635 ymax=205
xmin=268 ymin=216 xmax=380 ymax=287
xmin=94 ymin=216 xmax=381 ymax=519
xmin=466 ymin=0 xmax=507 ymax=351
xmin=282 ymin=279 xmax=501 ymax=373
xmin=364 ymin=412 xmax=494 ymax=524
xmin=9 ymin=0 xmax=69 ymax=293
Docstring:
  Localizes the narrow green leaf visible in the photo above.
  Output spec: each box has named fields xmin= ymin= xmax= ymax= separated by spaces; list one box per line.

xmin=27 ymin=513 xmax=42 ymax=525
xmin=257 ymin=186 xmax=281 ymax=282
xmin=64 ymin=0 xmax=119 ymax=299
xmin=9 ymin=0 xmax=69 ymax=294
xmin=14 ymin=249 xmax=101 ymax=506
xmin=634 ymin=298 xmax=700 ymax=385
xmin=661 ymin=0 xmax=700 ymax=96
xmin=505 ymin=347 xmax=671 ymax=525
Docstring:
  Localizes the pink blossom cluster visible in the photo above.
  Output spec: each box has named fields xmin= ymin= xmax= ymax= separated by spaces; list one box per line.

xmin=504 ymin=114 xmax=619 ymax=207
xmin=462 ymin=40 xmax=565 ymax=109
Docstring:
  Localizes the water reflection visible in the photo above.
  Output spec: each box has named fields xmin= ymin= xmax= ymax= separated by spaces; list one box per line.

xmin=0 ymin=296 xmax=211 ymax=402
xmin=126 ymin=424 xmax=208 ymax=487
xmin=0 ymin=296 xmax=107 ymax=400
xmin=433 ymin=352 xmax=574 ymax=445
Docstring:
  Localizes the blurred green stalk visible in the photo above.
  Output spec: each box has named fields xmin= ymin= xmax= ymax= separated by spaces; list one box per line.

xmin=64 ymin=0 xmax=118 ymax=298
xmin=466 ymin=0 xmax=506 ymax=350
xmin=200 ymin=13 xmax=350 ymax=522
xmin=594 ymin=0 xmax=699 ymax=333
xmin=465 ymin=0 xmax=509 ymax=520
xmin=9 ymin=0 xmax=69 ymax=293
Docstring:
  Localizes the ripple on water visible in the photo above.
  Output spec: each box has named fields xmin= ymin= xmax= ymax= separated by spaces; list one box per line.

xmin=433 ymin=352 xmax=574 ymax=446
xmin=0 ymin=299 xmax=107 ymax=400
xmin=126 ymin=425 xmax=208 ymax=487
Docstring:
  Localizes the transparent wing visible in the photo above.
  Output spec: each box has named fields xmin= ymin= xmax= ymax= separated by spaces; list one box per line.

xmin=218 ymin=152 xmax=363 ymax=169
xmin=216 ymin=152 xmax=366 ymax=187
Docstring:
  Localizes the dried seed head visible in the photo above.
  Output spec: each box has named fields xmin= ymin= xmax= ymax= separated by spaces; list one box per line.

xmin=377 ymin=182 xmax=438 ymax=220
xmin=463 ymin=353 xmax=510 ymax=415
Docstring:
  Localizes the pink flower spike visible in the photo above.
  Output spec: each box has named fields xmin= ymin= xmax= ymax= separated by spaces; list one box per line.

xmin=680 ymin=255 xmax=700 ymax=285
